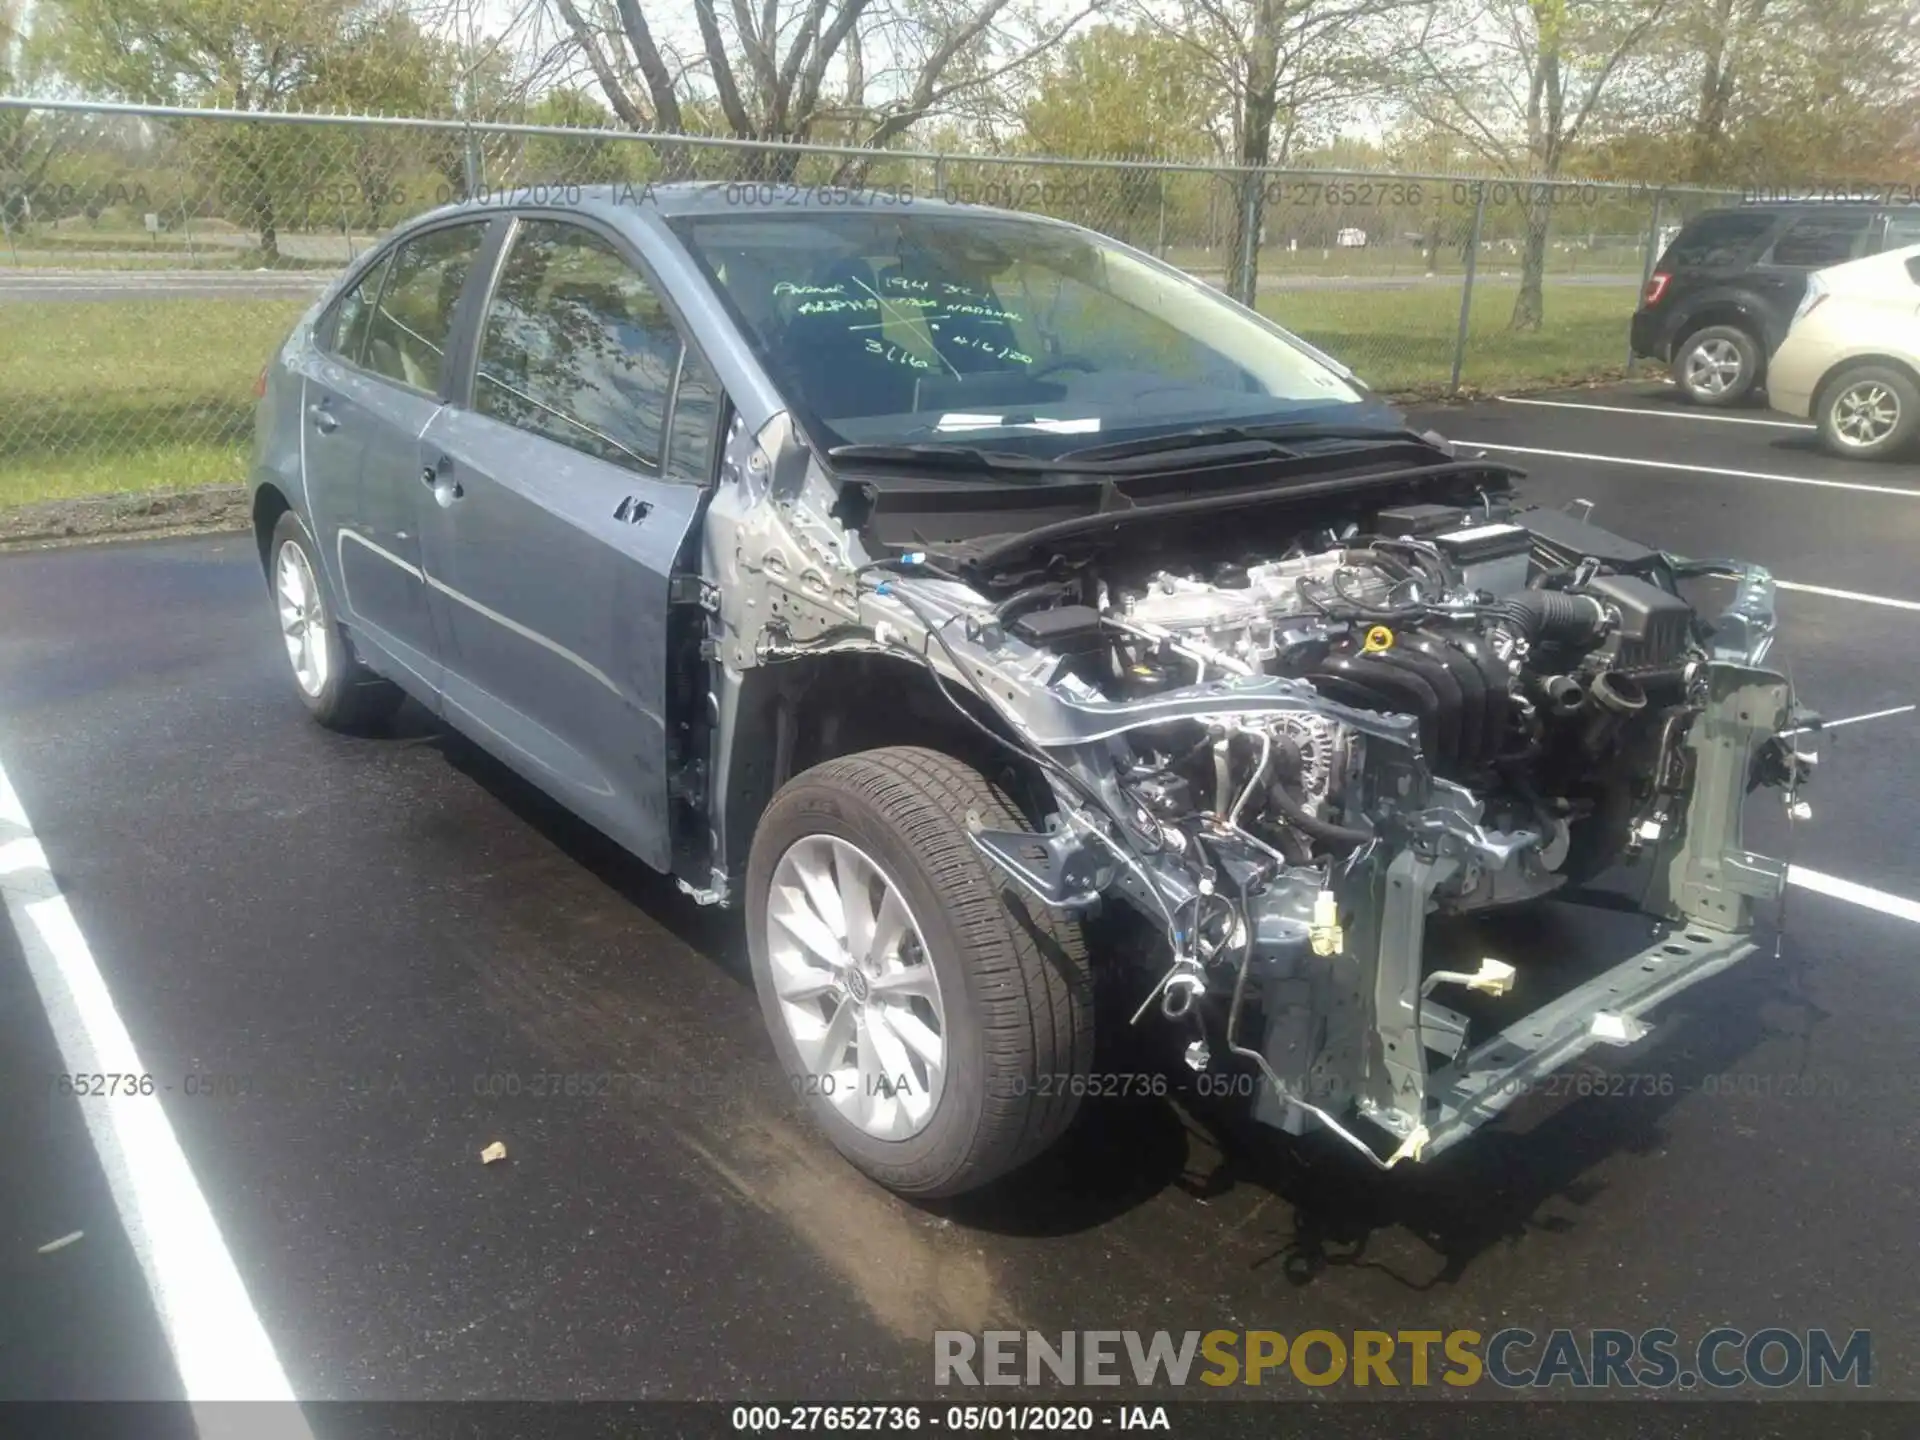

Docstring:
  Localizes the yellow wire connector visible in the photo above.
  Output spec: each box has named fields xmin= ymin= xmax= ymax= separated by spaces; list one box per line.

xmin=1309 ymin=889 xmax=1344 ymax=956
xmin=1362 ymin=625 xmax=1395 ymax=653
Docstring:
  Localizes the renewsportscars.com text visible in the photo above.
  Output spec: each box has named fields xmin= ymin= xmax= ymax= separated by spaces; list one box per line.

xmin=933 ymin=1328 xmax=1871 ymax=1390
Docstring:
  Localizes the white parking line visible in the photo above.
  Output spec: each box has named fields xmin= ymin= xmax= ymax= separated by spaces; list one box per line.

xmin=1788 ymin=867 xmax=1920 ymax=926
xmin=1464 ymin=441 xmax=1920 ymax=498
xmin=1775 ymin=581 xmax=1920 ymax=613
xmin=1497 ymin=395 xmax=1815 ymax=430
xmin=0 ymin=757 xmax=310 ymax=1420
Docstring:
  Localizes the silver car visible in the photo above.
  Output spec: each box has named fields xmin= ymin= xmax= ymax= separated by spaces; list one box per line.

xmin=252 ymin=186 xmax=1808 ymax=1198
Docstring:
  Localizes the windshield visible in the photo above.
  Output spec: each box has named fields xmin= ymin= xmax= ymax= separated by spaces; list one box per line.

xmin=668 ymin=209 xmax=1375 ymax=456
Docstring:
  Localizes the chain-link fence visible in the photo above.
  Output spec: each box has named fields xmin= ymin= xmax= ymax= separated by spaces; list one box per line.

xmin=0 ymin=97 xmax=1741 ymax=511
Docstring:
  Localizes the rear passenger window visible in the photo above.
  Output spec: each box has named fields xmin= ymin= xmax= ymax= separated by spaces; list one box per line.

xmin=362 ymin=223 xmax=489 ymax=393
xmin=1884 ymin=211 xmax=1920 ymax=250
xmin=325 ymin=254 xmax=389 ymax=364
xmin=1766 ymin=213 xmax=1872 ymax=267
xmin=475 ymin=219 xmax=684 ymax=472
xmin=1662 ymin=212 xmax=1776 ymax=268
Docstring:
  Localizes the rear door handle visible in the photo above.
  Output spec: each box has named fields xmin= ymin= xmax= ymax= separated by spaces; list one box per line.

xmin=307 ymin=403 xmax=339 ymax=435
xmin=614 ymin=495 xmax=652 ymax=524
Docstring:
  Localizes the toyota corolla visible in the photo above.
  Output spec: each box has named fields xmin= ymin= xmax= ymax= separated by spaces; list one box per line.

xmin=250 ymin=186 xmax=1809 ymax=1197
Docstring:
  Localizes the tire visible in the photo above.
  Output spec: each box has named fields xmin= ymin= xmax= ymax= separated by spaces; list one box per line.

xmin=1815 ymin=364 xmax=1920 ymax=460
xmin=267 ymin=510 xmax=404 ymax=731
xmin=1671 ymin=324 xmax=1761 ymax=406
xmin=745 ymin=746 xmax=1093 ymax=1198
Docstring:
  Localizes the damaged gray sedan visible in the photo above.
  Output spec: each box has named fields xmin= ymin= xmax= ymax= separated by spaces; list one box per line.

xmin=252 ymin=187 xmax=1813 ymax=1197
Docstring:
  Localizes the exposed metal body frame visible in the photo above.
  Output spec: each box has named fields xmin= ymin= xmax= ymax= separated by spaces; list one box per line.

xmin=696 ymin=406 xmax=1798 ymax=1166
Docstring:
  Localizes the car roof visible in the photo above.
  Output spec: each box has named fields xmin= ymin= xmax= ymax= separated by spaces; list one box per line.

xmin=408 ymin=181 xmax=1053 ymax=227
xmin=625 ymin=181 xmax=994 ymax=219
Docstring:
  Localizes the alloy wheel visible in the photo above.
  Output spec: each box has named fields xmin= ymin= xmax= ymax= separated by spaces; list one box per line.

xmin=275 ymin=540 xmax=331 ymax=698
xmin=764 ymin=835 xmax=947 ymax=1140
xmin=1684 ymin=337 xmax=1744 ymax=396
xmin=1830 ymin=380 xmax=1900 ymax=448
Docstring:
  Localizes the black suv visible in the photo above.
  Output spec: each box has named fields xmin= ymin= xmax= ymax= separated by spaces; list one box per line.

xmin=1631 ymin=202 xmax=1920 ymax=405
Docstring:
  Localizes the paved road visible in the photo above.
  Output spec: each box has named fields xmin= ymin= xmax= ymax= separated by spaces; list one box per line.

xmin=3 ymin=387 xmax=1918 ymax=1407
xmin=0 ymin=269 xmax=334 ymax=303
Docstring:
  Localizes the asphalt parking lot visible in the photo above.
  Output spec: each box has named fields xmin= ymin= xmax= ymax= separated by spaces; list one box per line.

xmin=4 ymin=380 xmax=1920 ymax=1408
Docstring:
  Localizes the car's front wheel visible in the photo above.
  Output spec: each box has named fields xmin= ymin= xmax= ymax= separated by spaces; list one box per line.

xmin=1816 ymin=364 xmax=1920 ymax=460
xmin=268 ymin=510 xmax=403 ymax=731
xmin=1671 ymin=324 xmax=1761 ymax=406
xmin=746 ymin=747 xmax=1093 ymax=1198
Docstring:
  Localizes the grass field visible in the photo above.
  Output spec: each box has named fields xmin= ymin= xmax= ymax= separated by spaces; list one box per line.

xmin=0 ymin=298 xmax=309 ymax=509
xmin=1262 ymin=279 xmax=1637 ymax=394
xmin=0 ymin=279 xmax=1637 ymax=512
xmin=1167 ymin=244 xmax=1646 ymax=281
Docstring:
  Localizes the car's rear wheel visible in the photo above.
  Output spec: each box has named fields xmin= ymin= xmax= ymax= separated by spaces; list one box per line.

xmin=1672 ymin=324 xmax=1761 ymax=406
xmin=268 ymin=510 xmax=403 ymax=731
xmin=745 ymin=746 xmax=1093 ymax=1198
xmin=1816 ymin=364 xmax=1920 ymax=460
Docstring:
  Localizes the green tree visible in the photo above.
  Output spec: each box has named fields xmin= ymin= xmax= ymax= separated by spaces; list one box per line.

xmin=307 ymin=12 xmax=469 ymax=225
xmin=515 ymin=87 xmax=655 ymax=185
xmin=3 ymin=0 xmax=45 ymax=228
xmin=31 ymin=0 xmax=461 ymax=257
xmin=1016 ymin=24 xmax=1219 ymax=248
xmin=1658 ymin=0 xmax=1920 ymax=184
xmin=1021 ymin=24 xmax=1219 ymax=160
xmin=2 ymin=0 xmax=62 ymax=231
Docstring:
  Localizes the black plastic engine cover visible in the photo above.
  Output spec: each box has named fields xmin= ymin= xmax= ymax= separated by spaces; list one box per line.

xmin=1375 ymin=502 xmax=1470 ymax=537
xmin=1008 ymin=604 xmax=1105 ymax=653
xmin=1511 ymin=505 xmax=1670 ymax=580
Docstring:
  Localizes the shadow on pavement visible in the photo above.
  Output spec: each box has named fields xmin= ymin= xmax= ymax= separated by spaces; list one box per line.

xmin=384 ymin=707 xmax=1807 ymax=1290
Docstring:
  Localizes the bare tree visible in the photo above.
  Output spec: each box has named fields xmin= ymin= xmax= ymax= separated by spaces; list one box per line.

xmin=1409 ymin=0 xmax=1669 ymax=329
xmin=1131 ymin=0 xmax=1427 ymax=296
xmin=1679 ymin=0 xmax=1770 ymax=176
xmin=545 ymin=0 xmax=1100 ymax=176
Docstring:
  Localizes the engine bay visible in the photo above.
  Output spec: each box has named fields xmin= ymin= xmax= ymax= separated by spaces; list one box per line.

xmin=740 ymin=434 xmax=1805 ymax=1168
xmin=974 ymin=498 xmax=1710 ymax=917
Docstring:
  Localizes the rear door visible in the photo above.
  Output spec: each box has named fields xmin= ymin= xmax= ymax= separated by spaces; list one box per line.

xmin=1748 ymin=210 xmax=1876 ymax=349
xmin=332 ymin=219 xmax=495 ymax=692
xmin=298 ymin=251 xmax=389 ymax=593
xmin=416 ymin=214 xmax=724 ymax=871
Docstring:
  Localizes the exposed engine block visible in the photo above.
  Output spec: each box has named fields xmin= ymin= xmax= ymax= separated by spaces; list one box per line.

xmin=1117 ymin=552 xmax=1392 ymax=668
xmin=1048 ymin=514 xmax=1704 ymax=898
xmin=1099 ymin=522 xmax=1693 ymax=779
